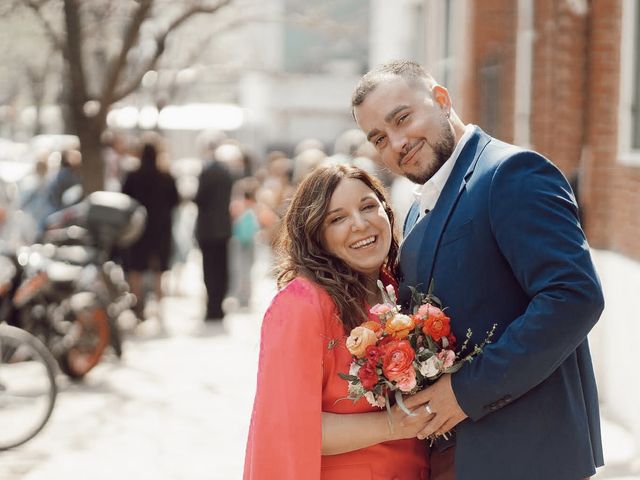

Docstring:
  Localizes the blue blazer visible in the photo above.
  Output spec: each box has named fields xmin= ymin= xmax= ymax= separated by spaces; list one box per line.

xmin=399 ymin=127 xmax=604 ymax=480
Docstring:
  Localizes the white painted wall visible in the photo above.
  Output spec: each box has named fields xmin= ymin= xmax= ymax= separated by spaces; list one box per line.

xmin=369 ymin=0 xmax=425 ymax=67
xmin=590 ymin=249 xmax=640 ymax=454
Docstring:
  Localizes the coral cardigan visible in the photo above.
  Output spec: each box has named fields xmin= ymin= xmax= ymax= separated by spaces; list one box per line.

xmin=244 ymin=277 xmax=428 ymax=480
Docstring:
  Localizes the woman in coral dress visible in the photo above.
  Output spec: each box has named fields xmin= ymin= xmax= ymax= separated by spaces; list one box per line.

xmin=244 ymin=165 xmax=430 ymax=479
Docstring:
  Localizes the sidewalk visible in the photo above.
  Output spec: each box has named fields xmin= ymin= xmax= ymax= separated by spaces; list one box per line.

xmin=0 ymin=245 xmax=274 ymax=480
xmin=597 ymin=414 xmax=640 ymax=479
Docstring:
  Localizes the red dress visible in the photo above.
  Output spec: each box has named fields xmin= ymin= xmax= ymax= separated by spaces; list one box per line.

xmin=244 ymin=277 xmax=429 ymax=480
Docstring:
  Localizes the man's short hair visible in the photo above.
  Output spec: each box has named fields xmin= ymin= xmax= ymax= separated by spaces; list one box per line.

xmin=351 ymin=60 xmax=436 ymax=108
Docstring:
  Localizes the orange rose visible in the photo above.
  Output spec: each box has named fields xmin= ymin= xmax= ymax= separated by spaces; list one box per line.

xmin=382 ymin=340 xmax=415 ymax=383
xmin=361 ymin=320 xmax=383 ymax=338
xmin=421 ymin=305 xmax=451 ymax=341
xmin=346 ymin=326 xmax=378 ymax=358
xmin=384 ymin=314 xmax=415 ymax=339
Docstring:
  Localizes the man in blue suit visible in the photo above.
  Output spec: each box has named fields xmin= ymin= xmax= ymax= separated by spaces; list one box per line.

xmin=352 ymin=60 xmax=604 ymax=480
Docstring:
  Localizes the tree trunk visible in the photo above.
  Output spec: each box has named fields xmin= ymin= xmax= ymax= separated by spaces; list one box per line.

xmin=75 ymin=114 xmax=106 ymax=194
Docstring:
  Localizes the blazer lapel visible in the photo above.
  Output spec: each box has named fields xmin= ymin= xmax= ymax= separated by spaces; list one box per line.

xmin=415 ymin=127 xmax=491 ymax=289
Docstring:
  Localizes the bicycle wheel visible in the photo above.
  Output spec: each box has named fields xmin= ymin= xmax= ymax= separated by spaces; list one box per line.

xmin=57 ymin=303 xmax=110 ymax=379
xmin=0 ymin=324 xmax=57 ymax=450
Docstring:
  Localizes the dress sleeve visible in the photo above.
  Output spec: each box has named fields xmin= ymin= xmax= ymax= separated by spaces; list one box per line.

xmin=244 ymin=278 xmax=326 ymax=480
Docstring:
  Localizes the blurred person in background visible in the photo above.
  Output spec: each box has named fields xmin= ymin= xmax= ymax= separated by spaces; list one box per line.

xmin=215 ymin=140 xmax=253 ymax=312
xmin=101 ymin=130 xmax=135 ymax=192
xmin=168 ymin=174 xmax=198 ymax=297
xmin=215 ymin=140 xmax=246 ymax=181
xmin=328 ymin=128 xmax=367 ymax=165
xmin=256 ymin=150 xmax=295 ymax=249
xmin=292 ymin=138 xmax=325 ymax=184
xmin=228 ymin=177 xmax=261 ymax=310
xmin=46 ymin=148 xmax=82 ymax=213
xmin=260 ymin=150 xmax=293 ymax=210
xmin=19 ymin=154 xmax=51 ymax=241
xmin=194 ymin=131 xmax=233 ymax=322
xmin=122 ymin=139 xmax=179 ymax=320
xmin=292 ymin=147 xmax=326 ymax=184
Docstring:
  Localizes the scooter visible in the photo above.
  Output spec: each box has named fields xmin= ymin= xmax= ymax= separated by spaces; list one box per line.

xmin=41 ymin=191 xmax=147 ymax=360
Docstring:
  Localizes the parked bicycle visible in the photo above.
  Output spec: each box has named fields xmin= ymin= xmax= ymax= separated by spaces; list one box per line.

xmin=0 ymin=253 xmax=57 ymax=450
xmin=0 ymin=243 xmax=111 ymax=379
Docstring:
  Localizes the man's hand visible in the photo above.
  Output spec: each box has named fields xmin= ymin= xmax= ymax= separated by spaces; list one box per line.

xmin=401 ymin=374 xmax=468 ymax=439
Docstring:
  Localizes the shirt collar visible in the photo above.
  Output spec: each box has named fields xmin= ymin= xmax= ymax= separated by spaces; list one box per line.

xmin=413 ymin=124 xmax=476 ymax=217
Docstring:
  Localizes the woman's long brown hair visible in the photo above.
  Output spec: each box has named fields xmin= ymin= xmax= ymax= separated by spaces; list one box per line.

xmin=274 ymin=164 xmax=399 ymax=331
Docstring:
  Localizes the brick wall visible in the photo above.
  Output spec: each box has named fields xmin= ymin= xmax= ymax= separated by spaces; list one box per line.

xmin=581 ymin=0 xmax=631 ymax=257
xmin=463 ymin=0 xmax=640 ymax=260
xmin=530 ymin=0 xmax=588 ymax=176
xmin=463 ymin=0 xmax=517 ymax=142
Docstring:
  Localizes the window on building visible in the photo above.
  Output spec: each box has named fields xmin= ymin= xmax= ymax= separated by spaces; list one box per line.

xmin=632 ymin=0 xmax=640 ymax=149
xmin=620 ymin=0 xmax=640 ymax=162
xmin=479 ymin=55 xmax=501 ymax=137
xmin=423 ymin=0 xmax=467 ymax=100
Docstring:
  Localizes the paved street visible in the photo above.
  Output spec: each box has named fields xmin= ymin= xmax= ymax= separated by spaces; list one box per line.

xmin=0 ymin=246 xmax=275 ymax=480
xmin=0 ymin=245 xmax=638 ymax=480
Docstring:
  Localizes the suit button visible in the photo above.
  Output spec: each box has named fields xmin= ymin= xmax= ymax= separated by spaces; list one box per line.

xmin=505 ymin=395 xmax=512 ymax=402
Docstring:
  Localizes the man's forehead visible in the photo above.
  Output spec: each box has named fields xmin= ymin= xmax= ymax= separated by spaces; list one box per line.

xmin=354 ymin=78 xmax=422 ymax=127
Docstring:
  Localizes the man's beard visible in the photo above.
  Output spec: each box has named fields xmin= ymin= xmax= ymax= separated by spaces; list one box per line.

xmin=404 ymin=122 xmax=456 ymax=185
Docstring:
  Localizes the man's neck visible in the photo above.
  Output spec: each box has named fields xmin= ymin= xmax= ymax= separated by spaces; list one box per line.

xmin=451 ymin=116 xmax=467 ymax=146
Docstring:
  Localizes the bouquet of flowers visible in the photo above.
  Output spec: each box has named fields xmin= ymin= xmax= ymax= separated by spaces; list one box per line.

xmin=339 ymin=280 xmax=496 ymax=414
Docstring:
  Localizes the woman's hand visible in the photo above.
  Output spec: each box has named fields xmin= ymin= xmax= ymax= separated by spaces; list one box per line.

xmin=385 ymin=399 xmax=436 ymax=441
xmin=400 ymin=375 xmax=467 ymax=440
xmin=321 ymin=402 xmax=435 ymax=455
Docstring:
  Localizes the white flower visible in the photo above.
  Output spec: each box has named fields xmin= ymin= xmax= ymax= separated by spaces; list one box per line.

xmin=347 ymin=363 xmax=365 ymax=397
xmin=364 ymin=391 xmax=386 ymax=408
xmin=349 ymin=382 xmax=365 ymax=397
xmin=419 ymin=356 xmax=443 ymax=379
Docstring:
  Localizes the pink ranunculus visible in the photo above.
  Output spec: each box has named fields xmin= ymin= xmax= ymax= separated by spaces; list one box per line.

xmin=369 ymin=303 xmax=394 ymax=316
xmin=394 ymin=367 xmax=417 ymax=392
xmin=416 ymin=303 xmax=433 ymax=318
xmin=437 ymin=349 xmax=456 ymax=370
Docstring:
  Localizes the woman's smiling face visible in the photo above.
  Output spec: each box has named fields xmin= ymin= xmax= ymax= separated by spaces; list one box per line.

xmin=321 ymin=177 xmax=392 ymax=278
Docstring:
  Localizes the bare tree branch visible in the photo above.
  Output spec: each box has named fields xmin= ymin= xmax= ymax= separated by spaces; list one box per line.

xmin=151 ymin=33 xmax=217 ymax=107
xmin=25 ymin=0 xmax=64 ymax=52
xmin=111 ymin=0 xmax=232 ymax=103
xmin=63 ymin=0 xmax=88 ymax=104
xmin=100 ymin=0 xmax=153 ymax=108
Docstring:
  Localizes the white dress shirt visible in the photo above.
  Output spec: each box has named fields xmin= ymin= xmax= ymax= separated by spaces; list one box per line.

xmin=413 ymin=124 xmax=476 ymax=220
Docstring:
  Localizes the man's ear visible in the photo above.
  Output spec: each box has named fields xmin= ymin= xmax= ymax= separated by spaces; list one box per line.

xmin=431 ymin=85 xmax=452 ymax=114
